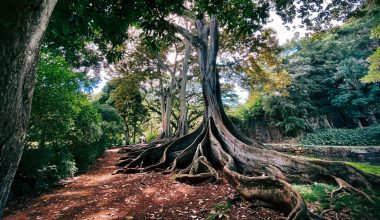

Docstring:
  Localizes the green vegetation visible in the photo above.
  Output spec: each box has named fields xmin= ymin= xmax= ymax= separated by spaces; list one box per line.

xmin=11 ymin=52 xmax=125 ymax=197
xmin=362 ymin=21 xmax=380 ymax=83
xmin=206 ymin=201 xmax=233 ymax=220
xmin=293 ymin=183 xmax=380 ymax=219
xmin=300 ymin=124 xmax=380 ymax=146
xmin=230 ymin=9 xmax=380 ymax=141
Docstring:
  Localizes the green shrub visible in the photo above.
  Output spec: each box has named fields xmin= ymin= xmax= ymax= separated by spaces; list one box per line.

xmin=145 ymin=132 xmax=159 ymax=142
xmin=276 ymin=116 xmax=310 ymax=136
xmin=73 ymin=144 xmax=106 ymax=172
xmin=12 ymin=146 xmax=77 ymax=196
xmin=300 ymin=124 xmax=380 ymax=146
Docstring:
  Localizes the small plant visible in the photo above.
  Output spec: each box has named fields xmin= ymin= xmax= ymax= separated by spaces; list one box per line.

xmin=206 ymin=201 xmax=233 ymax=220
xmin=146 ymin=132 xmax=159 ymax=142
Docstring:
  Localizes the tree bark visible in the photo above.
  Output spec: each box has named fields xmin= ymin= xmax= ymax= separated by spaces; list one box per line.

xmin=124 ymin=123 xmax=130 ymax=145
xmin=178 ymin=39 xmax=191 ymax=137
xmin=0 ymin=0 xmax=57 ymax=217
xmin=162 ymin=77 xmax=176 ymax=138
xmin=159 ymin=78 xmax=167 ymax=139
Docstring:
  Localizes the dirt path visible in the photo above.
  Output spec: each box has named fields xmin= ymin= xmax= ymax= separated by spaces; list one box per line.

xmin=3 ymin=148 xmax=284 ymax=220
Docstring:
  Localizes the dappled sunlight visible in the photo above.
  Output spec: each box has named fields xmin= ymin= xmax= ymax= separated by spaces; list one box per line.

xmin=83 ymin=209 xmax=123 ymax=220
xmin=40 ymin=190 xmax=90 ymax=200
xmin=81 ymin=174 xmax=115 ymax=186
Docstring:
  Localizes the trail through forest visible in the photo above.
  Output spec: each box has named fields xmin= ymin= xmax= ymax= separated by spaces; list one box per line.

xmin=3 ymin=148 xmax=285 ymax=220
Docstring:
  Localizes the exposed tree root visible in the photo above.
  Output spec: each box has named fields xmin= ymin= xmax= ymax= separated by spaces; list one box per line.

xmin=320 ymin=176 xmax=375 ymax=218
xmin=115 ymin=113 xmax=380 ymax=220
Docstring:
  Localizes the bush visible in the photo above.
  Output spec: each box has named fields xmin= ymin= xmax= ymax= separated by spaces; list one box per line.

xmin=276 ymin=116 xmax=310 ymax=136
xmin=72 ymin=144 xmax=105 ymax=172
xmin=12 ymin=146 xmax=77 ymax=196
xmin=300 ymin=124 xmax=380 ymax=146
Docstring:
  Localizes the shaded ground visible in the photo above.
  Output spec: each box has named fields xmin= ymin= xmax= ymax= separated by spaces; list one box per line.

xmin=4 ymin=148 xmax=285 ymax=220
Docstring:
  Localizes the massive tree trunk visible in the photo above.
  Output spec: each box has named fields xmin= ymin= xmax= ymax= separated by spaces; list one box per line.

xmin=0 ymin=0 xmax=57 ymax=217
xmin=117 ymin=15 xmax=380 ymax=219
xmin=177 ymin=39 xmax=191 ymax=137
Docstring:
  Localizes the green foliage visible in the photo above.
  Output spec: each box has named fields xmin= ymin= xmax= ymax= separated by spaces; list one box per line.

xmin=294 ymin=183 xmax=380 ymax=219
xmin=109 ymin=76 xmax=149 ymax=143
xmin=300 ymin=124 xmax=380 ymax=146
xmin=29 ymin=53 xmax=89 ymax=146
xmin=345 ymin=162 xmax=380 ymax=176
xmin=293 ymin=183 xmax=334 ymax=211
xmin=275 ymin=116 xmax=309 ymax=136
xmin=233 ymin=9 xmax=380 ymax=140
xmin=95 ymin=104 xmax=125 ymax=146
xmin=206 ymin=201 xmax=233 ymax=220
xmin=13 ymin=146 xmax=77 ymax=195
xmin=145 ymin=132 xmax=159 ymax=142
xmin=11 ymin=52 xmax=124 ymax=196
xmin=228 ymin=97 xmax=266 ymax=136
xmin=280 ymin=10 xmax=380 ymax=128
xmin=361 ymin=14 xmax=380 ymax=83
xmin=45 ymin=0 xmax=144 ymax=65
xmin=362 ymin=47 xmax=380 ymax=83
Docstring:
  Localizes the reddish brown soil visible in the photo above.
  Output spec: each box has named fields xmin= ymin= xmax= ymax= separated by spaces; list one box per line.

xmin=3 ymin=148 xmax=285 ymax=220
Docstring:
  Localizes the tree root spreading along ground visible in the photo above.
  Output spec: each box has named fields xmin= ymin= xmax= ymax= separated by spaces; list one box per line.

xmin=116 ymin=110 xmax=380 ymax=220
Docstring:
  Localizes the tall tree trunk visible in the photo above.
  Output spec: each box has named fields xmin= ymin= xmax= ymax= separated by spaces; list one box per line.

xmin=0 ymin=0 xmax=57 ymax=217
xmin=178 ymin=40 xmax=191 ymax=137
xmin=124 ymin=123 xmax=130 ymax=145
xmin=159 ymin=78 xmax=167 ymax=139
xmin=132 ymin=122 xmax=137 ymax=144
xmin=163 ymin=78 xmax=176 ymax=138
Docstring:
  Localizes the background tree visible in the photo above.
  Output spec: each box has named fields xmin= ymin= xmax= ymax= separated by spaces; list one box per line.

xmin=110 ymin=76 xmax=148 ymax=144
xmin=362 ymin=22 xmax=380 ymax=82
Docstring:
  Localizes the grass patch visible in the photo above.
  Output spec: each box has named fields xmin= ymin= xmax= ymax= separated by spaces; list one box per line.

xmin=293 ymin=155 xmax=380 ymax=176
xmin=293 ymin=183 xmax=380 ymax=219
xmin=346 ymin=162 xmax=380 ymax=176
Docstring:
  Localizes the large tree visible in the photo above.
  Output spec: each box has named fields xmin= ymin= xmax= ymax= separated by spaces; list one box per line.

xmin=0 ymin=1 xmax=58 ymax=216
xmin=116 ymin=1 xmax=380 ymax=219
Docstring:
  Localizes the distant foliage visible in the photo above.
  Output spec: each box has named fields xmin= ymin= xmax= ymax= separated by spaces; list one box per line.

xmin=146 ymin=132 xmax=159 ymax=142
xmin=279 ymin=10 xmax=380 ymax=129
xmin=231 ymin=9 xmax=380 ymax=141
xmin=300 ymin=124 xmax=380 ymax=146
xmin=361 ymin=22 xmax=380 ymax=83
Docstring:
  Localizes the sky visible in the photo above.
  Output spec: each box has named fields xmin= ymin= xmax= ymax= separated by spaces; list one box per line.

xmin=92 ymin=12 xmax=307 ymax=95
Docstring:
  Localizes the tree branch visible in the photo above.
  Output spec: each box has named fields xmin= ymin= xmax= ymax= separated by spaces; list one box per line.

xmin=171 ymin=23 xmax=206 ymax=50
